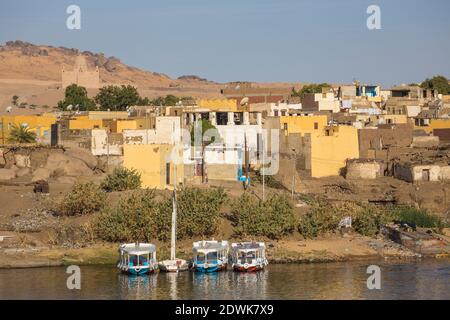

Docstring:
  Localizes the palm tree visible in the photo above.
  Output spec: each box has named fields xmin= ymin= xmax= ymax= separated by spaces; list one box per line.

xmin=7 ymin=124 xmax=37 ymax=144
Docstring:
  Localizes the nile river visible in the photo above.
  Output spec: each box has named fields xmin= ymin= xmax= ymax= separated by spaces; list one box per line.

xmin=0 ymin=259 xmax=448 ymax=299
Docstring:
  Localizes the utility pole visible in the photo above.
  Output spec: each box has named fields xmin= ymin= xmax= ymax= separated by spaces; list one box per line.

xmin=262 ymin=133 xmax=265 ymax=201
xmin=291 ymin=148 xmax=296 ymax=200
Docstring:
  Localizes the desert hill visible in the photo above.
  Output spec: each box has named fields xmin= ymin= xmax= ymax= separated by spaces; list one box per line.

xmin=0 ymin=41 xmax=307 ymax=113
xmin=0 ymin=41 xmax=224 ymax=111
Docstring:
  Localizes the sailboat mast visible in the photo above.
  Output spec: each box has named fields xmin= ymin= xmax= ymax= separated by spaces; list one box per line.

xmin=170 ymin=121 xmax=178 ymax=261
xmin=170 ymin=189 xmax=177 ymax=260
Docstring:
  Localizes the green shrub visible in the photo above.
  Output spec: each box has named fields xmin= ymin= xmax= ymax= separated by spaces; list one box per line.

xmin=174 ymin=187 xmax=227 ymax=238
xmin=231 ymin=193 xmax=296 ymax=239
xmin=94 ymin=187 xmax=227 ymax=242
xmin=298 ymin=201 xmax=343 ymax=238
xmin=352 ymin=205 xmax=396 ymax=237
xmin=101 ymin=167 xmax=141 ymax=192
xmin=391 ymin=206 xmax=447 ymax=230
xmin=94 ymin=189 xmax=159 ymax=242
xmin=58 ymin=182 xmax=106 ymax=216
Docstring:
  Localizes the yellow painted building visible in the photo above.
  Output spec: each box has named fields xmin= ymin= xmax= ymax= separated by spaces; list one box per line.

xmin=310 ymin=125 xmax=359 ymax=178
xmin=280 ymin=115 xmax=328 ymax=136
xmin=88 ymin=111 xmax=129 ymax=120
xmin=380 ymin=114 xmax=408 ymax=124
xmin=110 ymin=118 xmax=154 ymax=133
xmin=196 ymin=99 xmax=239 ymax=112
xmin=0 ymin=114 xmax=57 ymax=144
xmin=69 ymin=116 xmax=103 ymax=130
xmin=123 ymin=144 xmax=184 ymax=189
xmin=415 ymin=119 xmax=450 ymax=134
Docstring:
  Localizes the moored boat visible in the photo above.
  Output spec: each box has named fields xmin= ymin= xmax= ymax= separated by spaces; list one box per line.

xmin=117 ymin=243 xmax=158 ymax=275
xmin=192 ymin=240 xmax=229 ymax=273
xmin=231 ymin=242 xmax=268 ymax=272
xmin=159 ymin=258 xmax=189 ymax=272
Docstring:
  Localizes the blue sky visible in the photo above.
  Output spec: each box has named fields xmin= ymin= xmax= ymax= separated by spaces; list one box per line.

xmin=0 ymin=0 xmax=449 ymax=87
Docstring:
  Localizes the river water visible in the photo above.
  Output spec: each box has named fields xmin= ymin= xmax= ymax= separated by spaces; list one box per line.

xmin=0 ymin=259 xmax=448 ymax=300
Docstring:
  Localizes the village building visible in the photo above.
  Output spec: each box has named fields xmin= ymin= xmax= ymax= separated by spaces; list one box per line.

xmin=0 ymin=114 xmax=57 ymax=145
xmin=345 ymin=159 xmax=385 ymax=180
xmin=357 ymin=123 xmax=413 ymax=160
xmin=301 ymin=91 xmax=341 ymax=113
xmin=61 ymin=55 xmax=100 ymax=89
xmin=220 ymin=82 xmax=291 ymax=106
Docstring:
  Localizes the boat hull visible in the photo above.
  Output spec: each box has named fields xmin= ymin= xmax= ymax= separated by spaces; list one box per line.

xmin=194 ymin=263 xmax=227 ymax=273
xmin=233 ymin=264 xmax=265 ymax=272
xmin=159 ymin=259 xmax=189 ymax=273
xmin=120 ymin=267 xmax=157 ymax=276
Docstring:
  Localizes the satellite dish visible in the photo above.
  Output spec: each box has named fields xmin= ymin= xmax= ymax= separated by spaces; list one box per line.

xmin=66 ymin=104 xmax=73 ymax=111
xmin=5 ymin=106 xmax=12 ymax=113
xmin=240 ymin=97 xmax=249 ymax=106
xmin=75 ymin=104 xmax=80 ymax=110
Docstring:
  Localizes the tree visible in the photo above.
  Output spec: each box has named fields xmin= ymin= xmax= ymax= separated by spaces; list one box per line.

xmin=94 ymin=85 xmax=140 ymax=111
xmin=149 ymin=95 xmax=192 ymax=106
xmin=11 ymin=95 xmax=19 ymax=106
xmin=57 ymin=84 xmax=96 ymax=111
xmin=7 ymin=124 xmax=37 ymax=144
xmin=421 ymin=75 xmax=450 ymax=95
xmin=292 ymin=83 xmax=331 ymax=98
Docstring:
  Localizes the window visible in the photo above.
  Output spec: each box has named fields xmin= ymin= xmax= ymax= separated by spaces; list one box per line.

xmin=314 ymin=122 xmax=318 ymax=130
xmin=283 ymin=123 xmax=288 ymax=131
xmin=274 ymin=110 xmax=279 ymax=117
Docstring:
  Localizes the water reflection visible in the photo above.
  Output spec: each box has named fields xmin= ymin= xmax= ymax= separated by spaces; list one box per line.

xmin=118 ymin=273 xmax=157 ymax=300
xmin=0 ymin=259 xmax=448 ymax=300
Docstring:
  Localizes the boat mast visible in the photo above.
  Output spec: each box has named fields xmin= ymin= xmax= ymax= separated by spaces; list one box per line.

xmin=170 ymin=188 xmax=177 ymax=260
xmin=170 ymin=121 xmax=177 ymax=261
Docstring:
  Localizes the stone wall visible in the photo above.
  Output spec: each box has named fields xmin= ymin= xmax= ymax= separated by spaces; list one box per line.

xmin=411 ymin=136 xmax=439 ymax=148
xmin=346 ymin=160 xmax=385 ymax=179
xmin=358 ymin=124 xmax=413 ymax=159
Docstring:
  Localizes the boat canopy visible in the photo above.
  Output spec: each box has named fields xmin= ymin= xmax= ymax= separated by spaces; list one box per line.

xmin=120 ymin=243 xmax=156 ymax=255
xmin=193 ymin=240 xmax=229 ymax=253
xmin=232 ymin=242 xmax=265 ymax=252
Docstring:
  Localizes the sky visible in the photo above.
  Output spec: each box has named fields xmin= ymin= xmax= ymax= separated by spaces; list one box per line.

xmin=0 ymin=0 xmax=449 ymax=87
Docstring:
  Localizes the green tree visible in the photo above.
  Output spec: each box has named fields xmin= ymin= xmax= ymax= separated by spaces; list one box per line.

xmin=421 ymin=75 xmax=450 ymax=95
xmin=7 ymin=124 xmax=37 ymax=144
xmin=95 ymin=85 xmax=140 ymax=111
xmin=292 ymin=83 xmax=331 ymax=98
xmin=57 ymin=84 xmax=96 ymax=111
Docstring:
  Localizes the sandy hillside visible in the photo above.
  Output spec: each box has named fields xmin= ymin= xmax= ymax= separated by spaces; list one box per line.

xmin=0 ymin=40 xmax=224 ymax=111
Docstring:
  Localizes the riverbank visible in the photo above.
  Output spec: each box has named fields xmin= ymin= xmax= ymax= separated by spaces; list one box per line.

xmin=0 ymin=235 xmax=428 ymax=269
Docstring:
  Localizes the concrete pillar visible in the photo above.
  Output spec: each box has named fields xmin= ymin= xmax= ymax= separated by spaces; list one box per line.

xmin=256 ymin=112 xmax=262 ymax=126
xmin=189 ymin=113 xmax=194 ymax=124
xmin=243 ymin=112 xmax=250 ymax=125
xmin=210 ymin=112 xmax=217 ymax=125
xmin=227 ymin=112 xmax=234 ymax=126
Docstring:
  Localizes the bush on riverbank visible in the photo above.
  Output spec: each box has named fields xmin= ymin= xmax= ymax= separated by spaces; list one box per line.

xmin=100 ymin=167 xmax=141 ymax=192
xmin=172 ymin=187 xmax=228 ymax=239
xmin=94 ymin=189 xmax=160 ymax=242
xmin=390 ymin=206 xmax=447 ymax=230
xmin=352 ymin=205 xmax=395 ymax=237
xmin=231 ymin=193 xmax=296 ymax=239
xmin=94 ymin=187 xmax=227 ymax=242
xmin=297 ymin=200 xmax=343 ymax=238
xmin=58 ymin=182 xmax=106 ymax=216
